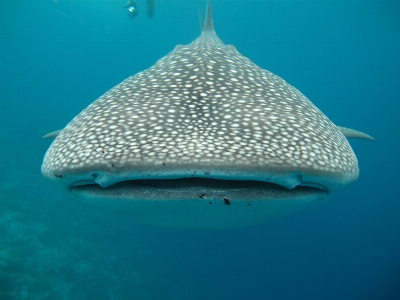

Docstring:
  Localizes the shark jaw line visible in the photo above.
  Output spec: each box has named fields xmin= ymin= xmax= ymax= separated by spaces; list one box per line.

xmin=40 ymin=0 xmax=372 ymax=229
xmin=67 ymin=177 xmax=328 ymax=229
xmin=69 ymin=177 xmax=328 ymax=201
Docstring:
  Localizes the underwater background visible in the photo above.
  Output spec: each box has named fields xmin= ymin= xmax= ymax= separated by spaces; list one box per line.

xmin=1 ymin=0 xmax=399 ymax=299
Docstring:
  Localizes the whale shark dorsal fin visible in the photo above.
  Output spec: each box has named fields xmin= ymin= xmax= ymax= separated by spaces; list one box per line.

xmin=202 ymin=0 xmax=215 ymax=33
xmin=337 ymin=126 xmax=375 ymax=141
xmin=42 ymin=129 xmax=62 ymax=139
xmin=197 ymin=4 xmax=204 ymax=32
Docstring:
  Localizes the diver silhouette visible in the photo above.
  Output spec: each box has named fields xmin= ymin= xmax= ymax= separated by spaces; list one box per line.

xmin=124 ymin=0 xmax=138 ymax=20
xmin=124 ymin=0 xmax=154 ymax=20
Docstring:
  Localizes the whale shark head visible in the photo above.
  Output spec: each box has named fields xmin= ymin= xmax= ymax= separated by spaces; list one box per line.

xmin=41 ymin=1 xmax=373 ymax=229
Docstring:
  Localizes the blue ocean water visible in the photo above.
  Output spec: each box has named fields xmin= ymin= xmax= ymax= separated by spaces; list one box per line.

xmin=1 ymin=0 xmax=399 ymax=299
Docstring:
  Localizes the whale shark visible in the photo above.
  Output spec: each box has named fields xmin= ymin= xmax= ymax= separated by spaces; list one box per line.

xmin=42 ymin=1 xmax=373 ymax=229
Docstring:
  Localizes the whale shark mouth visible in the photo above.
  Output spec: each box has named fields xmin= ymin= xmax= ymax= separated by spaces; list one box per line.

xmin=40 ymin=0 xmax=369 ymax=229
xmin=69 ymin=177 xmax=328 ymax=202
xmin=68 ymin=177 xmax=328 ymax=229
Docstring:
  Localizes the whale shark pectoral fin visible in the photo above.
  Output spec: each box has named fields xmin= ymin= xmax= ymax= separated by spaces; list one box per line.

xmin=337 ymin=126 xmax=375 ymax=141
xmin=42 ymin=129 xmax=62 ymax=139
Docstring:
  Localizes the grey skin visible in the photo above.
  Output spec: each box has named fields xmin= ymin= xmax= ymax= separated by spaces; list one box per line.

xmin=42 ymin=1 xmax=373 ymax=229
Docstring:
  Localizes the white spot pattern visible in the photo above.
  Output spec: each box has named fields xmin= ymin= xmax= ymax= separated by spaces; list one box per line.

xmin=42 ymin=31 xmax=358 ymax=181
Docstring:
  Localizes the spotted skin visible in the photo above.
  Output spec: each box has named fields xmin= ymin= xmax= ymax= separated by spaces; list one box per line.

xmin=42 ymin=31 xmax=357 ymax=182
xmin=41 ymin=1 xmax=365 ymax=228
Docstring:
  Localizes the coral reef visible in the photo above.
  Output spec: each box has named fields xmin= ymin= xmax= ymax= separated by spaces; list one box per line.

xmin=0 ymin=151 xmax=175 ymax=300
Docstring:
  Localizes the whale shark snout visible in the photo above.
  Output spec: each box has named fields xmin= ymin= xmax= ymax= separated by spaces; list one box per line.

xmin=41 ymin=1 xmax=373 ymax=229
